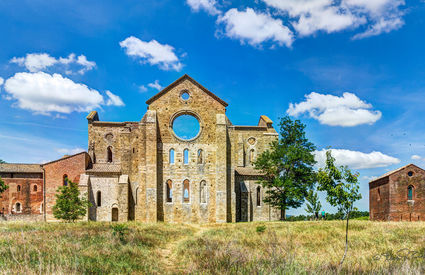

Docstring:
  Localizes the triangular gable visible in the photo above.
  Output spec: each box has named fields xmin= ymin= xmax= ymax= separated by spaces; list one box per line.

xmin=369 ymin=163 xmax=425 ymax=183
xmin=145 ymin=74 xmax=228 ymax=107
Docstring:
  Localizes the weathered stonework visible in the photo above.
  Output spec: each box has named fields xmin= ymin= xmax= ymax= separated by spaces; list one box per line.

xmin=84 ymin=74 xmax=281 ymax=222
xmin=369 ymin=164 xmax=425 ymax=221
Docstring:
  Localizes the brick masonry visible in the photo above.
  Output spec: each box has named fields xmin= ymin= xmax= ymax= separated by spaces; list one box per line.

xmin=369 ymin=164 xmax=425 ymax=221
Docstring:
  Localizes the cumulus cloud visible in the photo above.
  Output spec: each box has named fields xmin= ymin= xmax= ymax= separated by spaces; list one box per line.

xmin=263 ymin=0 xmax=405 ymax=38
xmin=315 ymin=148 xmax=400 ymax=169
xmin=57 ymin=147 xmax=86 ymax=156
xmin=187 ymin=0 xmax=220 ymax=15
xmin=411 ymin=155 xmax=422 ymax=160
xmin=10 ymin=53 xmax=96 ymax=74
xmin=287 ymin=92 xmax=382 ymax=127
xmin=4 ymin=72 xmax=124 ymax=115
xmin=106 ymin=91 xmax=125 ymax=106
xmin=120 ymin=36 xmax=183 ymax=71
xmin=147 ymin=80 xmax=163 ymax=91
xmin=217 ymin=8 xmax=294 ymax=47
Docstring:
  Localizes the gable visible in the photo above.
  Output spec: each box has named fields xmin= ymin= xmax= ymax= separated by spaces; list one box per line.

xmin=145 ymin=74 xmax=228 ymax=107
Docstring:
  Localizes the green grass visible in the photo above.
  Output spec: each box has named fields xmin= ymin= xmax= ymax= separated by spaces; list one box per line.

xmin=0 ymin=220 xmax=424 ymax=274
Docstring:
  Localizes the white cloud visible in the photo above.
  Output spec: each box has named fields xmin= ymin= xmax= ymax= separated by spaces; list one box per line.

xmin=57 ymin=147 xmax=86 ymax=155
xmin=120 ymin=36 xmax=183 ymax=71
xmin=105 ymin=90 xmax=125 ymax=106
xmin=217 ymin=8 xmax=294 ymax=47
xmin=187 ymin=0 xmax=220 ymax=15
xmin=362 ymin=175 xmax=377 ymax=181
xmin=287 ymin=92 xmax=382 ymax=127
xmin=263 ymin=0 xmax=405 ymax=38
xmin=411 ymin=155 xmax=422 ymax=160
xmin=139 ymin=85 xmax=148 ymax=93
xmin=0 ymin=77 xmax=4 ymax=86
xmin=147 ymin=80 xmax=163 ymax=91
xmin=10 ymin=53 xmax=96 ymax=74
xmin=315 ymin=148 xmax=400 ymax=169
xmin=4 ymin=72 xmax=124 ymax=115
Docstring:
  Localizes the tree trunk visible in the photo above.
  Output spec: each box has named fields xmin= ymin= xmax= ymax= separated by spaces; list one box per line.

xmin=280 ymin=207 xmax=286 ymax=221
xmin=339 ymin=211 xmax=350 ymax=267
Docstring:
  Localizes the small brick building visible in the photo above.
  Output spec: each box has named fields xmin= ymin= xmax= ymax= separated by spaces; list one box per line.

xmin=0 ymin=164 xmax=44 ymax=220
xmin=369 ymin=164 xmax=425 ymax=221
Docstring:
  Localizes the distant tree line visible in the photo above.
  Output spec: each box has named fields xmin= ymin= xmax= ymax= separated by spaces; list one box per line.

xmin=286 ymin=211 xmax=369 ymax=221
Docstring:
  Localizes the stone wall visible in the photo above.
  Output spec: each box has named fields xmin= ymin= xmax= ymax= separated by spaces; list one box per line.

xmin=0 ymin=214 xmax=43 ymax=222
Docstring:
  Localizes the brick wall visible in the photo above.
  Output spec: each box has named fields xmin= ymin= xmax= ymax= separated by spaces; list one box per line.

xmin=43 ymin=152 xmax=90 ymax=221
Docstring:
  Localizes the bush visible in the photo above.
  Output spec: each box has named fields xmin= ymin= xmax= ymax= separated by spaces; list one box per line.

xmin=256 ymin=225 xmax=266 ymax=233
xmin=111 ymin=223 xmax=129 ymax=244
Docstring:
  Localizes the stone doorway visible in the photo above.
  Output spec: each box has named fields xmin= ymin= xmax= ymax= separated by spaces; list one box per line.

xmin=112 ymin=207 xmax=119 ymax=222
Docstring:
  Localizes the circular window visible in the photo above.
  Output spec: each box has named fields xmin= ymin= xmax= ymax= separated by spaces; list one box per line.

xmin=408 ymin=171 xmax=414 ymax=177
xmin=181 ymin=92 xmax=190 ymax=101
xmin=172 ymin=114 xmax=200 ymax=140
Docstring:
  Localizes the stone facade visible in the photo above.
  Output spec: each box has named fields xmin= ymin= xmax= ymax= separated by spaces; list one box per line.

xmin=369 ymin=164 xmax=425 ymax=221
xmin=84 ymin=74 xmax=281 ymax=222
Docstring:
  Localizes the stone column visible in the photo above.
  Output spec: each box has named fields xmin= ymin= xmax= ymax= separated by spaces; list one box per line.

xmin=118 ymin=175 xmax=129 ymax=221
xmin=215 ymin=114 xmax=227 ymax=223
xmin=145 ymin=110 xmax=158 ymax=222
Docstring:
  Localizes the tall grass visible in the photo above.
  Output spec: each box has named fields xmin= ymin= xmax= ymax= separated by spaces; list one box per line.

xmin=0 ymin=220 xmax=423 ymax=274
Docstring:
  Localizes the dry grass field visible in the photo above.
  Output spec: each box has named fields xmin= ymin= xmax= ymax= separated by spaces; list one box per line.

xmin=0 ymin=220 xmax=424 ymax=274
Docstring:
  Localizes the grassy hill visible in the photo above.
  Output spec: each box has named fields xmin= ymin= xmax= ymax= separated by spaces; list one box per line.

xmin=0 ymin=220 xmax=424 ymax=274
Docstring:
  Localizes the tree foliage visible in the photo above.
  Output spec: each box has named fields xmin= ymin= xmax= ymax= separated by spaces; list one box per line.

xmin=53 ymin=179 xmax=90 ymax=222
xmin=0 ymin=176 xmax=8 ymax=196
xmin=254 ymin=116 xmax=317 ymax=220
xmin=0 ymin=159 xmax=5 ymax=164
xmin=317 ymin=150 xmax=362 ymax=266
xmin=305 ymin=189 xmax=322 ymax=217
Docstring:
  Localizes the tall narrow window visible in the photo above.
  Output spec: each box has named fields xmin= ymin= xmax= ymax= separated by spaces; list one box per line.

xmin=33 ymin=185 xmax=37 ymax=192
xmin=16 ymin=202 xmax=21 ymax=213
xmin=183 ymin=179 xmax=190 ymax=203
xmin=169 ymin=149 xmax=175 ymax=164
xmin=17 ymin=185 xmax=21 ymax=192
xmin=107 ymin=146 xmax=113 ymax=163
xmin=249 ymin=149 xmax=255 ymax=165
xmin=197 ymin=149 xmax=203 ymax=164
xmin=97 ymin=191 xmax=102 ymax=207
xmin=166 ymin=180 xmax=173 ymax=202
xmin=408 ymin=185 xmax=414 ymax=200
xmin=200 ymin=181 xmax=207 ymax=204
xmin=63 ymin=174 xmax=68 ymax=186
xmin=183 ymin=149 xmax=189 ymax=164
xmin=256 ymin=186 xmax=261 ymax=206
xmin=377 ymin=188 xmax=381 ymax=201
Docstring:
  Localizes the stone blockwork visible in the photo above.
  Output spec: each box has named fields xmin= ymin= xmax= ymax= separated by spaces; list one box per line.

xmin=369 ymin=164 xmax=425 ymax=221
xmin=84 ymin=74 xmax=281 ymax=223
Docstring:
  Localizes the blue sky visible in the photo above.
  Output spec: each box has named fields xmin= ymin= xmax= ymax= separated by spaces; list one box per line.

xmin=1 ymin=0 xmax=424 ymax=214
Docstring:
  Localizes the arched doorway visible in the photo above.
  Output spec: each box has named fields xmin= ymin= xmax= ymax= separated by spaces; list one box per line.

xmin=112 ymin=207 xmax=118 ymax=222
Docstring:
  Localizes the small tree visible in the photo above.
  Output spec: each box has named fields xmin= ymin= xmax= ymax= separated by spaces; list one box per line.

xmin=305 ymin=189 xmax=322 ymax=220
xmin=317 ymin=150 xmax=362 ymax=266
xmin=255 ymin=116 xmax=317 ymax=220
xmin=0 ymin=159 xmax=5 ymax=164
xmin=0 ymin=176 xmax=8 ymax=197
xmin=53 ymin=179 xmax=89 ymax=222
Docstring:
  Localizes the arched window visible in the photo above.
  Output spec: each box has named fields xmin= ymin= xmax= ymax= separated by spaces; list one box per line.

xmin=97 ymin=191 xmax=102 ymax=207
xmin=183 ymin=179 xmax=190 ymax=203
xmin=17 ymin=185 xmax=21 ymax=192
xmin=166 ymin=180 xmax=173 ymax=203
xmin=256 ymin=186 xmax=261 ymax=206
xmin=200 ymin=181 xmax=207 ymax=204
xmin=169 ymin=149 xmax=175 ymax=164
xmin=377 ymin=188 xmax=381 ymax=201
xmin=107 ymin=146 xmax=113 ymax=163
xmin=183 ymin=149 xmax=189 ymax=164
xmin=33 ymin=185 xmax=37 ymax=192
xmin=63 ymin=174 xmax=68 ymax=186
xmin=15 ymin=202 xmax=21 ymax=213
xmin=408 ymin=185 xmax=414 ymax=200
xmin=197 ymin=149 xmax=203 ymax=164
xmin=249 ymin=149 xmax=255 ymax=165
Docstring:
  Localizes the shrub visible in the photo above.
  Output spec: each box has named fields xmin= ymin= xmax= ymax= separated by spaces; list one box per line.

xmin=256 ymin=225 xmax=266 ymax=233
xmin=111 ymin=223 xmax=129 ymax=244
